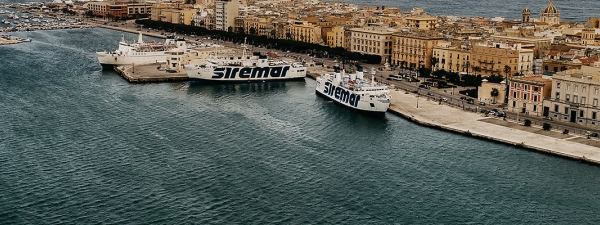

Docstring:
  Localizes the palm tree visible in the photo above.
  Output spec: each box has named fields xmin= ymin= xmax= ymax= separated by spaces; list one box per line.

xmin=503 ymin=65 xmax=511 ymax=104
xmin=491 ymin=88 xmax=499 ymax=104
xmin=473 ymin=66 xmax=481 ymax=76
xmin=430 ymin=57 xmax=438 ymax=70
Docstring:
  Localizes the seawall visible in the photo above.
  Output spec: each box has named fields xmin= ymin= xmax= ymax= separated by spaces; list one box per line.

xmin=386 ymin=90 xmax=600 ymax=165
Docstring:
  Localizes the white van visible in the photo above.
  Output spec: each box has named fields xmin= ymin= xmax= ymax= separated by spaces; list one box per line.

xmin=387 ymin=75 xmax=402 ymax=81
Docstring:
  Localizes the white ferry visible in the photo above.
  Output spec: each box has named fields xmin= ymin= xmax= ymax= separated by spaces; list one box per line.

xmin=184 ymin=42 xmax=306 ymax=82
xmin=315 ymin=65 xmax=391 ymax=117
xmin=96 ymin=33 xmax=188 ymax=68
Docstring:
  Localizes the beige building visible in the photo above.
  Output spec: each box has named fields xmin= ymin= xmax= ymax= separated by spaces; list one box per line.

xmin=326 ymin=26 xmax=345 ymax=48
xmin=433 ymin=43 xmax=472 ymax=73
xmin=479 ymin=80 xmax=507 ymax=105
xmin=405 ymin=16 xmax=437 ymax=31
xmin=490 ymin=35 xmax=552 ymax=58
xmin=391 ymin=30 xmax=443 ymax=69
xmin=285 ymin=20 xmax=323 ymax=44
xmin=215 ymin=0 xmax=239 ymax=31
xmin=470 ymin=42 xmax=534 ymax=77
xmin=543 ymin=67 xmax=600 ymax=127
xmin=508 ymin=75 xmax=552 ymax=116
xmin=150 ymin=3 xmax=172 ymax=21
xmin=349 ymin=24 xmax=396 ymax=62
xmin=85 ymin=2 xmax=110 ymax=17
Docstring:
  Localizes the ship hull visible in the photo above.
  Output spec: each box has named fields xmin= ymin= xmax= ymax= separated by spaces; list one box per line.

xmin=315 ymin=90 xmax=387 ymax=117
xmin=97 ymin=52 xmax=167 ymax=68
xmin=315 ymin=79 xmax=390 ymax=117
xmin=185 ymin=65 xmax=307 ymax=82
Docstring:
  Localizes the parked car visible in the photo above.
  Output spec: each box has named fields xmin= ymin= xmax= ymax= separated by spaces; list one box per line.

xmin=460 ymin=96 xmax=467 ymax=100
xmin=479 ymin=102 xmax=485 ymax=106
xmin=467 ymin=99 xmax=474 ymax=104
xmin=387 ymin=74 xmax=402 ymax=81
xmin=440 ymin=97 xmax=447 ymax=102
xmin=427 ymin=92 xmax=434 ymax=96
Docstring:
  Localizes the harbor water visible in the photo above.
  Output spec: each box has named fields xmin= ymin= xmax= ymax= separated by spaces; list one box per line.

xmin=1 ymin=28 xmax=600 ymax=224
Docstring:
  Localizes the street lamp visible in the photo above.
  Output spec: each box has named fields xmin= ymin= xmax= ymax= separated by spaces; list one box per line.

xmin=416 ymin=94 xmax=420 ymax=108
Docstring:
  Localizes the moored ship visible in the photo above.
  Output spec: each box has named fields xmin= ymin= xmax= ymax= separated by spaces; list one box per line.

xmin=315 ymin=65 xmax=391 ymax=117
xmin=184 ymin=44 xmax=307 ymax=82
xmin=96 ymin=33 xmax=187 ymax=68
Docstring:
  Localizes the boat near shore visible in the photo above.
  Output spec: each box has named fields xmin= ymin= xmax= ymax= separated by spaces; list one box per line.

xmin=96 ymin=32 xmax=187 ymax=68
xmin=315 ymin=65 xmax=391 ymax=117
xmin=185 ymin=41 xmax=307 ymax=82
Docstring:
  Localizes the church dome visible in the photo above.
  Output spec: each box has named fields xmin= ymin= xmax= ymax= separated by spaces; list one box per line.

xmin=542 ymin=0 xmax=559 ymax=14
xmin=523 ymin=7 xmax=530 ymax=13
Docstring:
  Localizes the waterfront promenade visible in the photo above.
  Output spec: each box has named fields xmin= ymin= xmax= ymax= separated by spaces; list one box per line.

xmin=388 ymin=89 xmax=600 ymax=164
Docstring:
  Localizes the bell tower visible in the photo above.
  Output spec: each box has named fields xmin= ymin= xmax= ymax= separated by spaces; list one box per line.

xmin=522 ymin=7 xmax=531 ymax=23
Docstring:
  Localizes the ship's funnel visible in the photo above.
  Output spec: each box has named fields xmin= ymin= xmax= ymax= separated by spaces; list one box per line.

xmin=137 ymin=32 xmax=143 ymax=44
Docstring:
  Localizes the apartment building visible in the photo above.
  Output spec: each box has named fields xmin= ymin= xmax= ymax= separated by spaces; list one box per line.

xmin=405 ymin=16 xmax=437 ymax=31
xmin=433 ymin=42 xmax=472 ymax=73
xmin=326 ymin=26 xmax=345 ymax=48
xmin=508 ymin=75 xmax=552 ymax=116
xmin=543 ymin=68 xmax=600 ymax=127
xmin=391 ymin=30 xmax=443 ymax=69
xmin=349 ymin=24 xmax=396 ymax=63
xmin=470 ymin=42 xmax=534 ymax=77
xmin=215 ymin=0 xmax=239 ymax=31
xmin=490 ymin=35 xmax=552 ymax=58
xmin=285 ymin=20 xmax=322 ymax=44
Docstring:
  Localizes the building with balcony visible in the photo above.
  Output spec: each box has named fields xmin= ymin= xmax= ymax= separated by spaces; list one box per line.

xmin=215 ymin=0 xmax=239 ymax=31
xmin=284 ymin=20 xmax=322 ymax=44
xmin=508 ymin=75 xmax=552 ymax=116
xmin=470 ymin=42 xmax=534 ymax=77
xmin=543 ymin=67 xmax=600 ymax=127
xmin=490 ymin=35 xmax=552 ymax=58
xmin=349 ymin=24 xmax=396 ymax=63
xmin=391 ymin=30 xmax=443 ymax=69
xmin=326 ymin=26 xmax=345 ymax=48
xmin=433 ymin=42 xmax=472 ymax=73
xmin=405 ymin=16 xmax=437 ymax=31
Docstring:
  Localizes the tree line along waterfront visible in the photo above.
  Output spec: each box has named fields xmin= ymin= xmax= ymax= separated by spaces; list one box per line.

xmin=133 ymin=19 xmax=510 ymax=99
xmin=134 ymin=19 xmax=384 ymax=65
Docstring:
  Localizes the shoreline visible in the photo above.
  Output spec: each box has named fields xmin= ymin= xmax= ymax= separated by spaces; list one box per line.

xmin=385 ymin=89 xmax=600 ymax=165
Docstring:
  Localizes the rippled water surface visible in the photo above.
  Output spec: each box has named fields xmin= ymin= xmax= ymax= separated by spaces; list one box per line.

xmin=1 ymin=28 xmax=600 ymax=224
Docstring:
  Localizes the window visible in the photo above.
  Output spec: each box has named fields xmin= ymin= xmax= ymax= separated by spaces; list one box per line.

xmin=580 ymin=110 xmax=584 ymax=117
xmin=534 ymin=86 xmax=539 ymax=92
xmin=524 ymin=94 xmax=528 ymax=100
xmin=567 ymin=84 xmax=570 ymax=90
xmin=566 ymin=94 xmax=570 ymax=102
xmin=557 ymin=83 xmax=561 ymax=88
xmin=583 ymin=87 xmax=587 ymax=93
xmin=594 ymin=112 xmax=597 ymax=120
xmin=565 ymin=107 xmax=569 ymax=114
xmin=513 ymin=101 xmax=516 ymax=107
xmin=554 ymin=104 xmax=559 ymax=112
xmin=556 ymin=92 xmax=560 ymax=99
xmin=533 ymin=105 xmax=537 ymax=112
xmin=534 ymin=95 xmax=538 ymax=102
xmin=594 ymin=98 xmax=598 ymax=107
xmin=575 ymin=85 xmax=578 ymax=92
xmin=582 ymin=97 xmax=586 ymax=104
xmin=596 ymin=88 xmax=599 ymax=95
xmin=513 ymin=92 xmax=517 ymax=98
xmin=574 ymin=95 xmax=578 ymax=103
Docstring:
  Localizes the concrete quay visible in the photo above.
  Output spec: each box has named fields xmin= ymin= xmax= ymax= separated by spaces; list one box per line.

xmin=114 ymin=63 xmax=188 ymax=83
xmin=387 ymin=89 xmax=600 ymax=164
